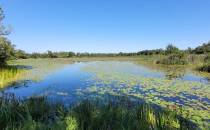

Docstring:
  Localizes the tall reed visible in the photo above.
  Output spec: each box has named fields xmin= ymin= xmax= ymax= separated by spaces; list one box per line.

xmin=0 ymin=94 xmax=197 ymax=130
xmin=0 ymin=66 xmax=24 ymax=88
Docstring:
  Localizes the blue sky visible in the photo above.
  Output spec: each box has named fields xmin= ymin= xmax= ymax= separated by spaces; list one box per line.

xmin=1 ymin=0 xmax=210 ymax=53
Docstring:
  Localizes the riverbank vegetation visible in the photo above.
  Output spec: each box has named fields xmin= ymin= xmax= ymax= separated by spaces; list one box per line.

xmin=156 ymin=53 xmax=188 ymax=65
xmin=0 ymin=5 xmax=210 ymax=130
xmin=0 ymin=66 xmax=24 ymax=88
xmin=1 ymin=36 xmax=210 ymax=72
xmin=0 ymin=94 xmax=195 ymax=130
xmin=198 ymin=64 xmax=210 ymax=73
xmin=196 ymin=54 xmax=210 ymax=73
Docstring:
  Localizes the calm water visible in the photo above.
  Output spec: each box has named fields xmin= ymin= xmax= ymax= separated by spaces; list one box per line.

xmin=1 ymin=61 xmax=210 ymax=127
xmin=1 ymin=61 xmax=210 ymax=103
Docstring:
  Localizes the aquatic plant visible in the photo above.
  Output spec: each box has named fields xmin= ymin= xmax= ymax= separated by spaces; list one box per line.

xmin=0 ymin=66 xmax=24 ymax=88
xmin=2 ymin=59 xmax=210 ymax=129
xmin=0 ymin=94 xmax=194 ymax=130
xmin=81 ymin=63 xmax=210 ymax=129
xmin=8 ymin=59 xmax=74 ymax=82
xmin=156 ymin=54 xmax=188 ymax=65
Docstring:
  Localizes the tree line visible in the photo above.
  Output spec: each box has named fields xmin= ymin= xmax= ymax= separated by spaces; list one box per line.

xmin=1 ymin=6 xmax=210 ymax=66
xmin=11 ymin=42 xmax=209 ymax=58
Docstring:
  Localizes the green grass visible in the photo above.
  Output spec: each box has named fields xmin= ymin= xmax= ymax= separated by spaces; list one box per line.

xmin=0 ymin=66 xmax=24 ymax=88
xmin=156 ymin=54 xmax=188 ymax=65
xmin=0 ymin=94 xmax=195 ymax=130
xmin=1 ymin=58 xmax=209 ymax=130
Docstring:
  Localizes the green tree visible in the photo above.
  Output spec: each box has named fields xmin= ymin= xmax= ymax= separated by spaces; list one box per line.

xmin=15 ymin=49 xmax=28 ymax=59
xmin=186 ymin=47 xmax=192 ymax=54
xmin=193 ymin=42 xmax=210 ymax=54
xmin=47 ymin=50 xmax=57 ymax=58
xmin=0 ymin=6 xmax=13 ymax=66
xmin=0 ymin=37 xmax=15 ymax=65
xmin=165 ymin=44 xmax=180 ymax=55
xmin=67 ymin=51 xmax=75 ymax=57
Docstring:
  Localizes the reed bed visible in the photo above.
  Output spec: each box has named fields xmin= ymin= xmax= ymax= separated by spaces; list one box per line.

xmin=0 ymin=66 xmax=24 ymax=88
xmin=0 ymin=94 xmax=196 ymax=130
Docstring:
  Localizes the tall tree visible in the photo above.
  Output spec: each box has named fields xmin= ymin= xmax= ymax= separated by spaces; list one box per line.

xmin=0 ymin=6 xmax=14 ymax=66
xmin=165 ymin=44 xmax=180 ymax=55
xmin=0 ymin=37 xmax=15 ymax=65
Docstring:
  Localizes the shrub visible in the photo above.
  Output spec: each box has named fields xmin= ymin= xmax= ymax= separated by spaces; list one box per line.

xmin=203 ymin=54 xmax=210 ymax=63
xmin=156 ymin=53 xmax=188 ymax=65
xmin=197 ymin=54 xmax=210 ymax=73
xmin=165 ymin=44 xmax=180 ymax=55
xmin=198 ymin=64 xmax=210 ymax=73
xmin=0 ymin=37 xmax=15 ymax=66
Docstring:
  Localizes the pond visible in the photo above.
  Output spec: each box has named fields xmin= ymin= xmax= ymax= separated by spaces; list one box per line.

xmin=1 ymin=59 xmax=210 ymax=128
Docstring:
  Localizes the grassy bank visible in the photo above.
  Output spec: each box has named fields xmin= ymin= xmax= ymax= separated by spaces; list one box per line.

xmin=0 ymin=94 xmax=195 ymax=130
xmin=0 ymin=66 xmax=24 ymax=88
xmin=156 ymin=54 xmax=188 ymax=65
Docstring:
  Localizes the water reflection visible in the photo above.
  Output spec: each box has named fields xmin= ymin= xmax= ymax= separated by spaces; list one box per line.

xmin=1 ymin=61 xmax=210 ymax=128
xmin=135 ymin=61 xmax=210 ymax=83
xmin=2 ymin=61 xmax=210 ymax=97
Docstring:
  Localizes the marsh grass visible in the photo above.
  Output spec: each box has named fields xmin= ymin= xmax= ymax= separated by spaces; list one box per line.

xmin=197 ymin=55 xmax=210 ymax=73
xmin=0 ymin=94 xmax=195 ymax=130
xmin=198 ymin=64 xmax=210 ymax=73
xmin=156 ymin=54 xmax=188 ymax=65
xmin=0 ymin=66 xmax=24 ymax=88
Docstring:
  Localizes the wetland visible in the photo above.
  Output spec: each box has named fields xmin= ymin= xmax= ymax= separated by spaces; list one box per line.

xmin=1 ymin=58 xmax=210 ymax=129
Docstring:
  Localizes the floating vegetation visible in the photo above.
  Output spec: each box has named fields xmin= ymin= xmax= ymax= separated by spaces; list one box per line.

xmin=81 ymin=62 xmax=210 ymax=129
xmin=1 ymin=59 xmax=210 ymax=129
xmin=0 ymin=59 xmax=71 ymax=89
xmin=8 ymin=59 xmax=74 ymax=82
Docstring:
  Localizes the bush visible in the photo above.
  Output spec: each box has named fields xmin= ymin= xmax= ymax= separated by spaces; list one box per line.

xmin=197 ymin=54 xmax=210 ymax=73
xmin=165 ymin=44 xmax=180 ymax=55
xmin=198 ymin=64 xmax=210 ymax=73
xmin=156 ymin=53 xmax=188 ymax=65
xmin=15 ymin=49 xmax=28 ymax=59
xmin=203 ymin=54 xmax=210 ymax=64
xmin=193 ymin=42 xmax=210 ymax=54
xmin=0 ymin=37 xmax=15 ymax=66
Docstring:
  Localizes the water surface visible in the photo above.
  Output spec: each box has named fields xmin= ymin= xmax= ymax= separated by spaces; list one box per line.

xmin=1 ymin=60 xmax=210 ymax=128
